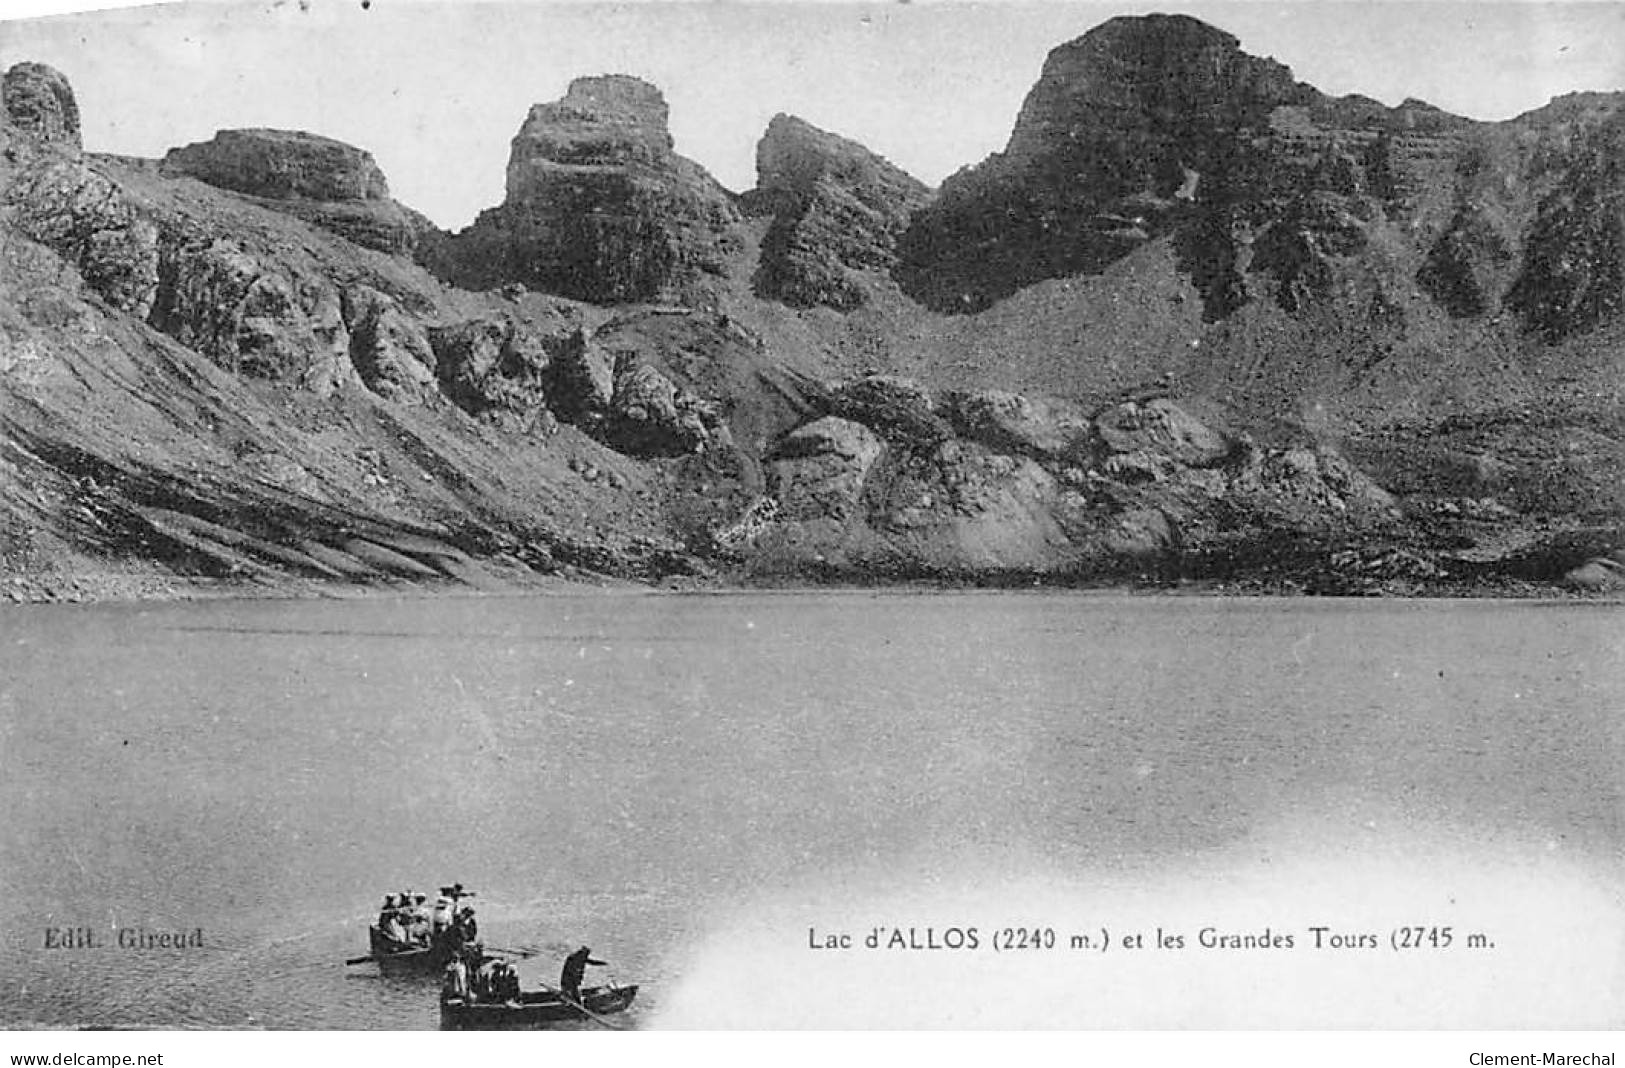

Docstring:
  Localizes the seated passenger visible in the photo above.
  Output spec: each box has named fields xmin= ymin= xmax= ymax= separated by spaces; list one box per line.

xmin=381 ymin=911 xmax=408 ymax=947
xmin=475 ymin=959 xmax=500 ymax=1001
xmin=408 ymin=894 xmax=433 ymax=944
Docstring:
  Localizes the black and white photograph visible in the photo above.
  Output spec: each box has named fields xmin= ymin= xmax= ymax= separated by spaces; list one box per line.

xmin=0 ymin=0 xmax=1622 ymax=1045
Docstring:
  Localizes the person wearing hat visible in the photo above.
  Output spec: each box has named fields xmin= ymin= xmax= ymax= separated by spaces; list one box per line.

xmin=377 ymin=895 xmax=398 ymax=930
xmin=406 ymin=894 xmax=433 ymax=945
xmin=380 ymin=905 xmax=409 ymax=947
xmin=559 ymin=946 xmax=606 ymax=1003
xmin=433 ymin=888 xmax=456 ymax=937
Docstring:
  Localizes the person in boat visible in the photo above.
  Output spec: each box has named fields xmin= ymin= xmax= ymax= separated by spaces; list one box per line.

xmin=377 ymin=895 xmax=398 ymax=930
xmin=441 ymin=912 xmax=467 ymax=956
xmin=433 ymin=888 xmax=456 ymax=936
xmin=456 ymin=905 xmax=478 ymax=944
xmin=380 ymin=908 xmax=409 ymax=948
xmin=487 ymin=960 xmax=520 ymax=1003
xmin=406 ymin=894 xmax=433 ymax=945
xmin=474 ymin=957 xmax=505 ymax=1002
xmin=443 ymin=956 xmax=471 ymax=1002
xmin=560 ymin=946 xmax=607 ymax=1003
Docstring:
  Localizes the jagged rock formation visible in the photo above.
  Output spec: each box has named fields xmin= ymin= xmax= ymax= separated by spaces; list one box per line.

xmin=3 ymin=63 xmax=80 ymax=150
xmin=160 ymin=129 xmax=431 ymax=254
xmin=894 ymin=14 xmax=1490 ymax=321
xmin=744 ymin=114 xmax=931 ymax=310
xmin=428 ymin=313 xmax=564 ymax=433
xmin=896 ymin=15 xmax=1312 ymax=313
xmin=891 ymin=9 xmax=1625 ymax=360
xmin=338 ymin=285 xmax=438 ymax=402
xmin=1504 ymin=105 xmax=1625 ymax=340
xmin=2 ymin=21 xmax=1621 ymax=600
xmin=428 ymin=76 xmax=742 ymax=304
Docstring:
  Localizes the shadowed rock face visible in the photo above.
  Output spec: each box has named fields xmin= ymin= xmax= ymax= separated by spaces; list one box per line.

xmin=1506 ymin=108 xmax=1625 ymax=341
xmin=892 ymin=13 xmax=1489 ymax=321
xmin=746 ymin=114 xmax=931 ymax=310
xmin=3 ymin=62 xmax=81 ymax=150
xmin=896 ymin=15 xmax=1312 ymax=313
xmin=430 ymin=76 xmax=742 ymax=304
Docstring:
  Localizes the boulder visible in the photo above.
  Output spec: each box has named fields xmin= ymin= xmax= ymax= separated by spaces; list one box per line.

xmin=606 ymin=356 xmax=715 ymax=457
xmin=1563 ymin=557 xmax=1625 ymax=591
xmin=3 ymin=63 xmax=81 ymax=150
xmin=543 ymin=329 xmax=615 ymax=428
xmin=827 ymin=375 xmax=952 ymax=448
xmin=1094 ymin=398 xmax=1233 ymax=467
xmin=944 ymin=389 xmax=1093 ymax=464
xmin=429 ymin=315 xmax=557 ymax=431
xmin=1100 ymin=507 xmax=1179 ymax=561
xmin=1230 ymin=444 xmax=1397 ymax=521
xmin=768 ymin=417 xmax=884 ymax=521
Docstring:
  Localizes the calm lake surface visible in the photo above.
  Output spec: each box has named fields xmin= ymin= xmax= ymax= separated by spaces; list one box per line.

xmin=1 ymin=591 xmax=1621 ymax=1028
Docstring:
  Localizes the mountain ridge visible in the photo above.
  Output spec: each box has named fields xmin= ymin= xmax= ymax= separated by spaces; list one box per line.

xmin=2 ymin=15 xmax=1621 ymax=602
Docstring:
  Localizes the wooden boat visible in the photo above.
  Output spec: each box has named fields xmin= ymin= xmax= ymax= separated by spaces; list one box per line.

xmin=439 ymin=984 xmax=639 ymax=1030
xmin=363 ymin=925 xmax=459 ymax=973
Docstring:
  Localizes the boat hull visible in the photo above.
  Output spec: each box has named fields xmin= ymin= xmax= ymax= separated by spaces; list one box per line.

xmin=367 ymin=925 xmax=454 ymax=973
xmin=439 ymin=984 xmax=639 ymax=1030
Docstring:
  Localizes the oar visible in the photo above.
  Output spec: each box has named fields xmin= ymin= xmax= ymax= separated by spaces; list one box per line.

xmin=531 ymin=979 xmax=628 ymax=1031
xmin=344 ymin=955 xmax=376 ymax=966
xmin=484 ymin=945 xmax=541 ymax=959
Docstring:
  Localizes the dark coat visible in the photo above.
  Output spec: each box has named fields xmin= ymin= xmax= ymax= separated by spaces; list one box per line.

xmin=559 ymin=947 xmax=607 ymax=994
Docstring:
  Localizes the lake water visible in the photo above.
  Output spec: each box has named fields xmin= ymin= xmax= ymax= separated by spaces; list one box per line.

xmin=1 ymin=591 xmax=1621 ymax=1028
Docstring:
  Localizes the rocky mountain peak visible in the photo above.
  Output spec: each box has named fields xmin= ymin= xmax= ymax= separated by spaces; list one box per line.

xmin=1003 ymin=13 xmax=1307 ymax=168
xmin=505 ymin=75 xmax=674 ymax=200
xmin=747 ymin=113 xmax=931 ymax=310
xmin=160 ymin=128 xmax=391 ymax=201
xmin=756 ymin=114 xmax=872 ymax=190
xmin=154 ymin=128 xmax=432 ymax=255
xmin=3 ymin=62 xmax=81 ymax=150
xmin=427 ymin=75 xmax=740 ymax=304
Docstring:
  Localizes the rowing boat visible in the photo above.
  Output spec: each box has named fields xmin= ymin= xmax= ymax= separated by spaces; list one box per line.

xmin=364 ymin=925 xmax=458 ymax=972
xmin=439 ymin=984 xmax=639 ymax=1029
